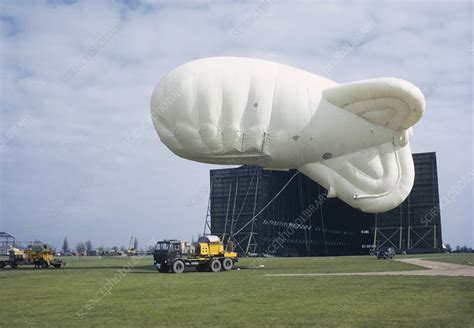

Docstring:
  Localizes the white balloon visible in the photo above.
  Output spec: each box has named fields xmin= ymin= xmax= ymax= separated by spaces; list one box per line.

xmin=151 ymin=57 xmax=425 ymax=213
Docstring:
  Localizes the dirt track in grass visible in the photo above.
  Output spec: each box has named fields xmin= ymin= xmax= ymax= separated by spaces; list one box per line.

xmin=263 ymin=258 xmax=474 ymax=277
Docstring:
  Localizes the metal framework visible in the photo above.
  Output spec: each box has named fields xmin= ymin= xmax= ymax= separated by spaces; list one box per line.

xmin=373 ymin=152 xmax=442 ymax=253
xmin=208 ymin=153 xmax=442 ymax=256
xmin=209 ymin=166 xmax=262 ymax=253
xmin=209 ymin=166 xmax=374 ymax=256
xmin=0 ymin=232 xmax=15 ymax=259
xmin=203 ymin=183 xmax=213 ymax=236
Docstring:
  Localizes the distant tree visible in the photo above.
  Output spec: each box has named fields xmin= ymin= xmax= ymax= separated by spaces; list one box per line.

xmin=62 ymin=237 xmax=69 ymax=253
xmin=76 ymin=242 xmax=86 ymax=255
xmin=33 ymin=240 xmax=42 ymax=244
xmin=455 ymin=245 xmax=461 ymax=253
xmin=133 ymin=238 xmax=138 ymax=250
xmin=444 ymin=244 xmax=452 ymax=252
xmin=460 ymin=245 xmax=472 ymax=253
xmin=120 ymin=245 xmax=126 ymax=252
xmin=85 ymin=240 xmax=93 ymax=252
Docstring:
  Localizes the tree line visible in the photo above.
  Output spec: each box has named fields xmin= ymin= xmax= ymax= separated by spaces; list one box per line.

xmin=61 ymin=237 xmax=146 ymax=255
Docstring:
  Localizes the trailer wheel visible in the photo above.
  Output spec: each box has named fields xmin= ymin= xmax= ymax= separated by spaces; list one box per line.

xmin=222 ymin=258 xmax=233 ymax=271
xmin=210 ymin=259 xmax=221 ymax=272
xmin=172 ymin=260 xmax=185 ymax=274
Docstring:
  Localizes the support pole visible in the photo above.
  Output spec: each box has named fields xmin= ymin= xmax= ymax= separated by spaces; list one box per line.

xmin=399 ymin=201 xmax=403 ymax=250
xmin=246 ymin=171 xmax=260 ymax=254
xmin=372 ymin=214 xmax=378 ymax=250
xmin=408 ymin=227 xmax=411 ymax=250
xmin=221 ymin=183 xmax=233 ymax=241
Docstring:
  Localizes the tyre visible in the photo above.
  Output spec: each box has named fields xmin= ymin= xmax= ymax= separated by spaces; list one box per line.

xmin=222 ymin=258 xmax=233 ymax=271
xmin=210 ymin=259 xmax=222 ymax=272
xmin=172 ymin=260 xmax=185 ymax=274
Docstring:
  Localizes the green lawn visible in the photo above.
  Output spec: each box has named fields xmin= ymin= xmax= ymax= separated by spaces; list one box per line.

xmin=0 ymin=255 xmax=473 ymax=327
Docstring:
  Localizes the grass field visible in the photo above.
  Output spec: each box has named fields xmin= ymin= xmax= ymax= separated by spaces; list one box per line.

xmin=1 ymin=254 xmax=473 ymax=327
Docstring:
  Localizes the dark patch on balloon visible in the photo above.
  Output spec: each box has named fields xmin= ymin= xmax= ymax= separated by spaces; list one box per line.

xmin=323 ymin=152 xmax=332 ymax=160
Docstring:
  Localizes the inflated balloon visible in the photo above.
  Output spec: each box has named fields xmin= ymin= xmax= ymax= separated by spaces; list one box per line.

xmin=150 ymin=57 xmax=425 ymax=213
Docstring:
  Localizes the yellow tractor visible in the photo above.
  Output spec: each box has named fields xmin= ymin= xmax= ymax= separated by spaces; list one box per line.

xmin=153 ymin=235 xmax=238 ymax=273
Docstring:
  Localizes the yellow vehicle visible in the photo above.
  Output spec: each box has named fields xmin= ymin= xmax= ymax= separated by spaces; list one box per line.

xmin=153 ymin=235 xmax=238 ymax=273
xmin=127 ymin=236 xmax=138 ymax=256
xmin=9 ymin=243 xmax=63 ymax=269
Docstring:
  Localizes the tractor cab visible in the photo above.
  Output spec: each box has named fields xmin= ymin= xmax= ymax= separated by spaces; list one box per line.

xmin=153 ymin=240 xmax=192 ymax=273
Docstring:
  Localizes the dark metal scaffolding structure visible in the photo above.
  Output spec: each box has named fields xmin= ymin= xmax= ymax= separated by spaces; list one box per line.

xmin=374 ymin=152 xmax=443 ymax=253
xmin=209 ymin=166 xmax=263 ymax=254
xmin=0 ymin=232 xmax=15 ymax=256
xmin=208 ymin=152 xmax=443 ymax=256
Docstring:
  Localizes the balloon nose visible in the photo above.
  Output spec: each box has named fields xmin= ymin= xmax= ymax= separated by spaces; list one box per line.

xmin=150 ymin=77 xmax=186 ymax=142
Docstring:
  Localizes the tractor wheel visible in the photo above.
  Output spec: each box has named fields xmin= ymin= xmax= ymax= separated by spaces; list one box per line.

xmin=172 ymin=260 xmax=185 ymax=274
xmin=42 ymin=262 xmax=49 ymax=268
xmin=210 ymin=259 xmax=222 ymax=272
xmin=222 ymin=258 xmax=233 ymax=271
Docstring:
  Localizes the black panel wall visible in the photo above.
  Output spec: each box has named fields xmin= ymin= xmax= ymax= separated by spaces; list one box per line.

xmin=375 ymin=152 xmax=442 ymax=253
xmin=209 ymin=152 xmax=442 ymax=256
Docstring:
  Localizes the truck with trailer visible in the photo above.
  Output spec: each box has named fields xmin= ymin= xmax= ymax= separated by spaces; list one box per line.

xmin=0 ymin=241 xmax=64 ymax=269
xmin=153 ymin=235 xmax=238 ymax=273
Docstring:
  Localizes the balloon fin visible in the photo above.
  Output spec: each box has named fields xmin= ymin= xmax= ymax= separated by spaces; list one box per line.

xmin=298 ymin=141 xmax=415 ymax=213
xmin=323 ymin=78 xmax=425 ymax=132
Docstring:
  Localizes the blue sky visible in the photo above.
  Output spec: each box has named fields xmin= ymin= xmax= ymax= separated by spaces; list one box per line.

xmin=0 ymin=0 xmax=472 ymax=249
